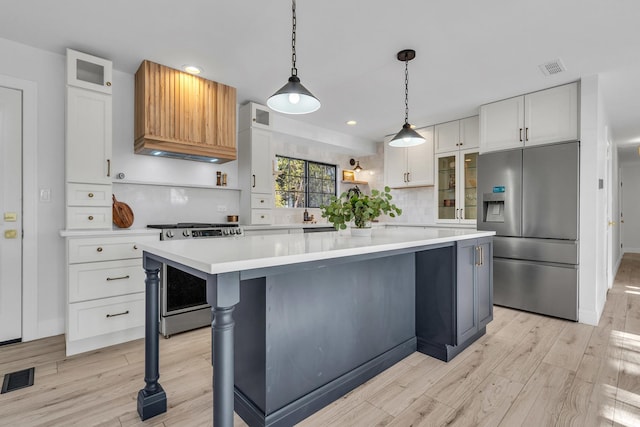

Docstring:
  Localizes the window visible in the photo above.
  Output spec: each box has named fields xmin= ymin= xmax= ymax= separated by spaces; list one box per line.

xmin=275 ymin=155 xmax=336 ymax=208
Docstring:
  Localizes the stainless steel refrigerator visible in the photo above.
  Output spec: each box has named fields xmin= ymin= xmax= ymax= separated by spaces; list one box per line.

xmin=477 ymin=141 xmax=579 ymax=321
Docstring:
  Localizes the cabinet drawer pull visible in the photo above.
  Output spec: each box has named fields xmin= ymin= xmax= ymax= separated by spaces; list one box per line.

xmin=88 ymin=193 xmax=94 ymax=198
xmin=260 ymin=215 xmax=265 ymax=219
xmin=96 ymin=247 xmax=103 ymax=252
xmin=106 ymin=275 xmax=130 ymax=281
xmin=88 ymin=215 xmax=94 ymax=221
xmin=260 ymin=199 xmax=265 ymax=203
xmin=519 ymin=128 xmax=523 ymax=142
xmin=106 ymin=310 xmax=129 ymax=318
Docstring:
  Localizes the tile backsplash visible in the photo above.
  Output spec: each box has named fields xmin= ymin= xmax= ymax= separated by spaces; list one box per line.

xmin=112 ymin=183 xmax=240 ymax=228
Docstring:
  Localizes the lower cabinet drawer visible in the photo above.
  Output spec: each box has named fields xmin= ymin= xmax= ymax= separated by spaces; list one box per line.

xmin=68 ymin=235 xmax=157 ymax=263
xmin=251 ymin=193 xmax=273 ymax=209
xmin=68 ymin=259 xmax=145 ymax=303
xmin=67 ymin=183 xmax=112 ymax=207
xmin=67 ymin=206 xmax=112 ymax=229
xmin=251 ymin=209 xmax=272 ymax=225
xmin=67 ymin=293 xmax=145 ymax=341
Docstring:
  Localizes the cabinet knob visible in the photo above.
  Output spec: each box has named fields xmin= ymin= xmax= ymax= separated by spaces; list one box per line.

xmin=96 ymin=247 xmax=103 ymax=252
xmin=106 ymin=82 xmax=112 ymax=87
xmin=88 ymin=193 xmax=94 ymax=198
xmin=133 ymin=245 xmax=138 ymax=250
xmin=88 ymin=215 xmax=94 ymax=221
xmin=261 ymin=215 xmax=265 ymax=219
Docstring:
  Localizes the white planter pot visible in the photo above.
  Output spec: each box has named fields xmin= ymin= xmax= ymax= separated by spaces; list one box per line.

xmin=350 ymin=227 xmax=372 ymax=237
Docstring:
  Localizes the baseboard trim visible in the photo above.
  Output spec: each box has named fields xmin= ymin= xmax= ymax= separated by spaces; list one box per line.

xmin=579 ymin=308 xmax=599 ymax=326
xmin=234 ymin=338 xmax=417 ymax=427
xmin=417 ymin=327 xmax=486 ymax=362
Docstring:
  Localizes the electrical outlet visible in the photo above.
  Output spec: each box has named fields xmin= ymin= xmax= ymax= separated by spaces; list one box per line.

xmin=40 ymin=189 xmax=51 ymax=202
xmin=217 ymin=205 xmax=227 ymax=212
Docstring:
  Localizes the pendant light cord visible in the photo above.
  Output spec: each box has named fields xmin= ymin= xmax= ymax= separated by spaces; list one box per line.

xmin=404 ymin=59 xmax=409 ymax=125
xmin=291 ymin=0 xmax=297 ymax=76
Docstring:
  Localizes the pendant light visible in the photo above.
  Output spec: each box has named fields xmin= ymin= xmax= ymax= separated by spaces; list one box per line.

xmin=389 ymin=49 xmax=425 ymax=147
xmin=267 ymin=0 xmax=320 ymax=115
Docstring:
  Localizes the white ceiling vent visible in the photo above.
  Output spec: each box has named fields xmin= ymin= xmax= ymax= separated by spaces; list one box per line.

xmin=539 ymin=59 xmax=567 ymax=76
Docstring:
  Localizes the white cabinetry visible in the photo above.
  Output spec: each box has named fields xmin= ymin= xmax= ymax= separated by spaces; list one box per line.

xmin=479 ymin=82 xmax=579 ymax=153
xmin=64 ymin=231 xmax=160 ymax=356
xmin=66 ymin=48 xmax=113 ymax=94
xmin=239 ymin=103 xmax=275 ymax=225
xmin=66 ymin=87 xmax=112 ymax=184
xmin=384 ymin=126 xmax=434 ymax=188
xmin=435 ymin=116 xmax=479 ymax=154
xmin=435 ymin=150 xmax=478 ymax=224
xmin=65 ymin=49 xmax=113 ymax=230
xmin=239 ymin=102 xmax=272 ymax=131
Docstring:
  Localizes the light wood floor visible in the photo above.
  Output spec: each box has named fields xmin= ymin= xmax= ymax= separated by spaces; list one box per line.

xmin=2 ymin=254 xmax=640 ymax=426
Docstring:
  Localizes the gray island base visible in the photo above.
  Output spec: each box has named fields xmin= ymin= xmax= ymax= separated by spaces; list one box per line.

xmin=136 ymin=228 xmax=494 ymax=427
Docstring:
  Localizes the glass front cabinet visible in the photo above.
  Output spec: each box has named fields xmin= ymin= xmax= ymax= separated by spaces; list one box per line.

xmin=435 ymin=150 xmax=478 ymax=224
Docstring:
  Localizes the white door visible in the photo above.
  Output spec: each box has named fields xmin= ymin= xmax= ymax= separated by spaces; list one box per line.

xmin=0 ymin=86 xmax=22 ymax=343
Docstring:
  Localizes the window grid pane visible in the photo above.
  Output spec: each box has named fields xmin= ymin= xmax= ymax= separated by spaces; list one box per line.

xmin=275 ymin=155 xmax=336 ymax=209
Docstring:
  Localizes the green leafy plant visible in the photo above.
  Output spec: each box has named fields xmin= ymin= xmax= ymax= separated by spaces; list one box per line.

xmin=320 ymin=186 xmax=402 ymax=230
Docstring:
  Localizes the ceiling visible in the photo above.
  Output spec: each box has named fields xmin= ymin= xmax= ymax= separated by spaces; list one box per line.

xmin=2 ymin=0 xmax=640 ymax=161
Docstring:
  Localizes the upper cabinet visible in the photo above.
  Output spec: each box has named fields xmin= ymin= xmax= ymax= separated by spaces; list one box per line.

xmin=479 ymin=82 xmax=579 ymax=153
xmin=134 ymin=60 xmax=237 ymax=163
xmin=239 ymin=102 xmax=272 ymax=132
xmin=435 ymin=116 xmax=479 ymax=154
xmin=66 ymin=49 xmax=113 ymax=94
xmin=384 ymin=127 xmax=435 ymax=188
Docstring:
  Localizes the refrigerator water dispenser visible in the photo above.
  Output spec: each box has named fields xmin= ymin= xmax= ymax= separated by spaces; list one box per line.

xmin=482 ymin=193 xmax=505 ymax=223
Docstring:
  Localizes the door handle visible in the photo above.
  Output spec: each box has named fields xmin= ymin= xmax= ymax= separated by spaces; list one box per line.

xmin=107 ymin=159 xmax=111 ymax=177
xmin=407 ymin=172 xmax=410 ymax=182
xmin=480 ymin=246 xmax=484 ymax=266
xmin=252 ymin=174 xmax=256 ymax=188
xmin=519 ymin=128 xmax=523 ymax=142
xmin=525 ymin=127 xmax=529 ymax=141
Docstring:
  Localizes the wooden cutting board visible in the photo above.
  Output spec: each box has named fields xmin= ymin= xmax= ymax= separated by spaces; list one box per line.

xmin=112 ymin=194 xmax=134 ymax=228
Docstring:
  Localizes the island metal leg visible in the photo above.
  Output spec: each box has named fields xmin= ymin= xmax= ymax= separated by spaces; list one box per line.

xmin=207 ymin=272 xmax=240 ymax=427
xmin=137 ymin=255 xmax=167 ymax=420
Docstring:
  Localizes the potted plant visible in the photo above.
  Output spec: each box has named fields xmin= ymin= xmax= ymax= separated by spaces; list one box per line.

xmin=320 ymin=186 xmax=402 ymax=235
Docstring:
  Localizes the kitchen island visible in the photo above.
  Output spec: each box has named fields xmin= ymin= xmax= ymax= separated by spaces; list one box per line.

xmin=136 ymin=228 xmax=494 ymax=427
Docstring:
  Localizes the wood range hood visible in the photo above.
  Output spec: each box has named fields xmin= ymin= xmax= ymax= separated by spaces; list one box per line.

xmin=134 ymin=60 xmax=237 ymax=163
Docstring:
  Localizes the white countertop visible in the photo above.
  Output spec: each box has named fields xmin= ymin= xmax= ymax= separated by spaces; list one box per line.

xmin=60 ymin=228 xmax=161 ymax=237
xmin=138 ymin=228 xmax=495 ymax=275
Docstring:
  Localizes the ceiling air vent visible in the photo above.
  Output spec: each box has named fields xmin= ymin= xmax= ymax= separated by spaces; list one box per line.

xmin=539 ymin=59 xmax=566 ymax=76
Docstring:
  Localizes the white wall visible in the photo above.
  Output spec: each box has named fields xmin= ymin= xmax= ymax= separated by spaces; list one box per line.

xmin=0 ymin=38 xmax=67 ymax=338
xmin=621 ymin=164 xmax=640 ymax=252
xmin=579 ymin=76 xmax=610 ymax=325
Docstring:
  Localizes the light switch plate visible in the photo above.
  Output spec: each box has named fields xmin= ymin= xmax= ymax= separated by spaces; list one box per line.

xmin=40 ymin=189 xmax=51 ymax=202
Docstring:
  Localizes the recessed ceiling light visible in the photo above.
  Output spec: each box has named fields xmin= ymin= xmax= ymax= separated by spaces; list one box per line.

xmin=346 ymin=120 xmax=357 ymax=126
xmin=183 ymin=65 xmax=202 ymax=75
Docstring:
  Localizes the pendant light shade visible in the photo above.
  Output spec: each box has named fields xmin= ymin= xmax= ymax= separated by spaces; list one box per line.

xmin=267 ymin=0 xmax=320 ymax=115
xmin=389 ymin=123 xmax=425 ymax=147
xmin=267 ymin=76 xmax=321 ymax=114
xmin=389 ymin=49 xmax=425 ymax=148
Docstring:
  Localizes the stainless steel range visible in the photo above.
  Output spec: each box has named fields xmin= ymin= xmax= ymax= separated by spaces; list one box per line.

xmin=147 ymin=223 xmax=243 ymax=337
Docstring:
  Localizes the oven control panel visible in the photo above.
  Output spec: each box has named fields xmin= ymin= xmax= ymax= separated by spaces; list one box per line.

xmin=162 ymin=227 xmax=243 ymax=240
